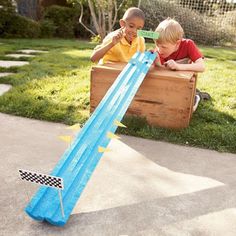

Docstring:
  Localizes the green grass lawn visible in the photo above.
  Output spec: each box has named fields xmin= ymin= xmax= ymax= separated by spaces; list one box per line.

xmin=0 ymin=39 xmax=235 ymax=153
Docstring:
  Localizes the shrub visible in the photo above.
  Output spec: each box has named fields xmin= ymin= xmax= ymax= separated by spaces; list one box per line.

xmin=3 ymin=14 xmax=41 ymax=38
xmin=0 ymin=0 xmax=16 ymax=35
xmin=0 ymin=12 xmax=40 ymax=38
xmin=0 ymin=0 xmax=16 ymax=13
xmin=40 ymin=19 xmax=56 ymax=38
xmin=90 ymin=34 xmax=101 ymax=43
xmin=220 ymin=10 xmax=236 ymax=43
xmin=0 ymin=10 xmax=9 ymax=35
xmin=0 ymin=0 xmax=40 ymax=38
xmin=42 ymin=5 xmax=79 ymax=38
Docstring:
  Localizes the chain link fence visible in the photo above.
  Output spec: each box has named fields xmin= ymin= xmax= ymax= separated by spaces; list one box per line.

xmin=141 ymin=0 xmax=236 ymax=45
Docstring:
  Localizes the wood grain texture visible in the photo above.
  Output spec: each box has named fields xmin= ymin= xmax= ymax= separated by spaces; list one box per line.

xmin=90 ymin=63 xmax=197 ymax=129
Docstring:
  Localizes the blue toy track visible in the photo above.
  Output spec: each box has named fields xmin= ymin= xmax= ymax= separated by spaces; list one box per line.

xmin=25 ymin=51 xmax=157 ymax=226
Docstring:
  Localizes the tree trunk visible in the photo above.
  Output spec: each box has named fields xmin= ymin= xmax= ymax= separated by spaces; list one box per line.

xmin=78 ymin=0 xmax=125 ymax=40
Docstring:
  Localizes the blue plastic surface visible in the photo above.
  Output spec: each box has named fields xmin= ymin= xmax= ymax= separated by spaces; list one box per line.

xmin=25 ymin=51 xmax=157 ymax=226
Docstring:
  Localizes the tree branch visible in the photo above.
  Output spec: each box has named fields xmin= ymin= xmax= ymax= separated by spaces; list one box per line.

xmin=88 ymin=0 xmax=101 ymax=35
xmin=112 ymin=0 xmax=125 ymax=29
xmin=138 ymin=0 xmax=142 ymax=8
xmin=108 ymin=0 xmax=113 ymax=32
xmin=79 ymin=2 xmax=96 ymax=36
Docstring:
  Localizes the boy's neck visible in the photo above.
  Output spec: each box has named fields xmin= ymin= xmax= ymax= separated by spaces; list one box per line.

xmin=124 ymin=36 xmax=132 ymax=45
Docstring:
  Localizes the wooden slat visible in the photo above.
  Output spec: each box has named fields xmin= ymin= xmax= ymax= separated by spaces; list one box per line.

xmin=90 ymin=63 xmax=196 ymax=129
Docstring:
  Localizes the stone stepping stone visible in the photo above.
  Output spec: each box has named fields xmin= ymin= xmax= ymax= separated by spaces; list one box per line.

xmin=0 ymin=72 xmax=14 ymax=78
xmin=0 ymin=84 xmax=12 ymax=96
xmin=6 ymin=54 xmax=35 ymax=58
xmin=17 ymin=49 xmax=48 ymax=54
xmin=0 ymin=60 xmax=29 ymax=68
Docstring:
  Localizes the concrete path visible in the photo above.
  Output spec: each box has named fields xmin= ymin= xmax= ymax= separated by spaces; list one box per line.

xmin=0 ymin=113 xmax=236 ymax=236
xmin=0 ymin=73 xmax=14 ymax=78
xmin=6 ymin=54 xmax=35 ymax=58
xmin=17 ymin=49 xmax=48 ymax=54
xmin=0 ymin=60 xmax=29 ymax=68
xmin=0 ymin=84 xmax=12 ymax=95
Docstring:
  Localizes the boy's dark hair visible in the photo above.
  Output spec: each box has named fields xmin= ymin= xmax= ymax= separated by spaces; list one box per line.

xmin=122 ymin=7 xmax=145 ymax=21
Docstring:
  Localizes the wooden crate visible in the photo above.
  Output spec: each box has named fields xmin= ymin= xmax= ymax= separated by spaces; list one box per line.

xmin=90 ymin=63 xmax=197 ymax=129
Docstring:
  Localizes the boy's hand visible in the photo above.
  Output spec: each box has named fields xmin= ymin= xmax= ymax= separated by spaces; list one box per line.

xmin=111 ymin=27 xmax=125 ymax=45
xmin=164 ymin=59 xmax=180 ymax=70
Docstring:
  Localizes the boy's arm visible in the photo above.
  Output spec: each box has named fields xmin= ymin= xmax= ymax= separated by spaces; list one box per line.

xmin=90 ymin=28 xmax=124 ymax=62
xmin=90 ymin=41 xmax=115 ymax=62
xmin=165 ymin=58 xmax=205 ymax=72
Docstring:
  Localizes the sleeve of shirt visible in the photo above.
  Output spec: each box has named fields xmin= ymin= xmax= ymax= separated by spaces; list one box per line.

xmin=93 ymin=33 xmax=113 ymax=51
xmin=102 ymin=46 xmax=116 ymax=63
xmin=94 ymin=32 xmax=116 ymax=63
xmin=187 ymin=40 xmax=203 ymax=62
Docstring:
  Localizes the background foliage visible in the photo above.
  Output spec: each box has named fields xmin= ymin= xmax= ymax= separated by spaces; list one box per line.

xmin=141 ymin=0 xmax=236 ymax=45
xmin=0 ymin=0 xmax=235 ymax=46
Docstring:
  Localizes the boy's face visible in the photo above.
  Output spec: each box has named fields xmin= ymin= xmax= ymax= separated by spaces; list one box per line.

xmin=156 ymin=41 xmax=180 ymax=58
xmin=120 ymin=17 xmax=144 ymax=43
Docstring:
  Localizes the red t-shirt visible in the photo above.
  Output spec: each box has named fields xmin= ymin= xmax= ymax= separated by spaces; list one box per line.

xmin=155 ymin=39 xmax=203 ymax=65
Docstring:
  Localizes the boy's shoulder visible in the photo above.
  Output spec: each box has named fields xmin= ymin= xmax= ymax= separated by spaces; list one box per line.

xmin=179 ymin=38 xmax=199 ymax=52
xmin=179 ymin=38 xmax=203 ymax=60
xmin=181 ymin=38 xmax=197 ymax=47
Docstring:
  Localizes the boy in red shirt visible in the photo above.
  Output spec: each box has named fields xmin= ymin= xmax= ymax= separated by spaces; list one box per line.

xmin=153 ymin=18 xmax=209 ymax=111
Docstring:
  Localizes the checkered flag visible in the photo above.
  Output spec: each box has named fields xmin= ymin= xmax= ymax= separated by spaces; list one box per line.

xmin=19 ymin=169 xmax=64 ymax=190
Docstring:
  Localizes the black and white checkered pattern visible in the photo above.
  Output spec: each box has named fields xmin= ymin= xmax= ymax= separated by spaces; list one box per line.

xmin=19 ymin=169 xmax=64 ymax=189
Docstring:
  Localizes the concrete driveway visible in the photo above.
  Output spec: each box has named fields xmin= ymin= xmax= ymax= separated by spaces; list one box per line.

xmin=0 ymin=113 xmax=236 ymax=236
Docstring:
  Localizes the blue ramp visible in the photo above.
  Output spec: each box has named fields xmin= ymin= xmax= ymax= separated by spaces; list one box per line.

xmin=25 ymin=51 xmax=157 ymax=226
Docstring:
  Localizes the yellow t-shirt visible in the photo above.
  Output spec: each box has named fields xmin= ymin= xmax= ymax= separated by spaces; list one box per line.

xmin=96 ymin=30 xmax=145 ymax=64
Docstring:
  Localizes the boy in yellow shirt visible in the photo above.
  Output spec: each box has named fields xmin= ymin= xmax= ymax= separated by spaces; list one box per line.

xmin=90 ymin=7 xmax=145 ymax=64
